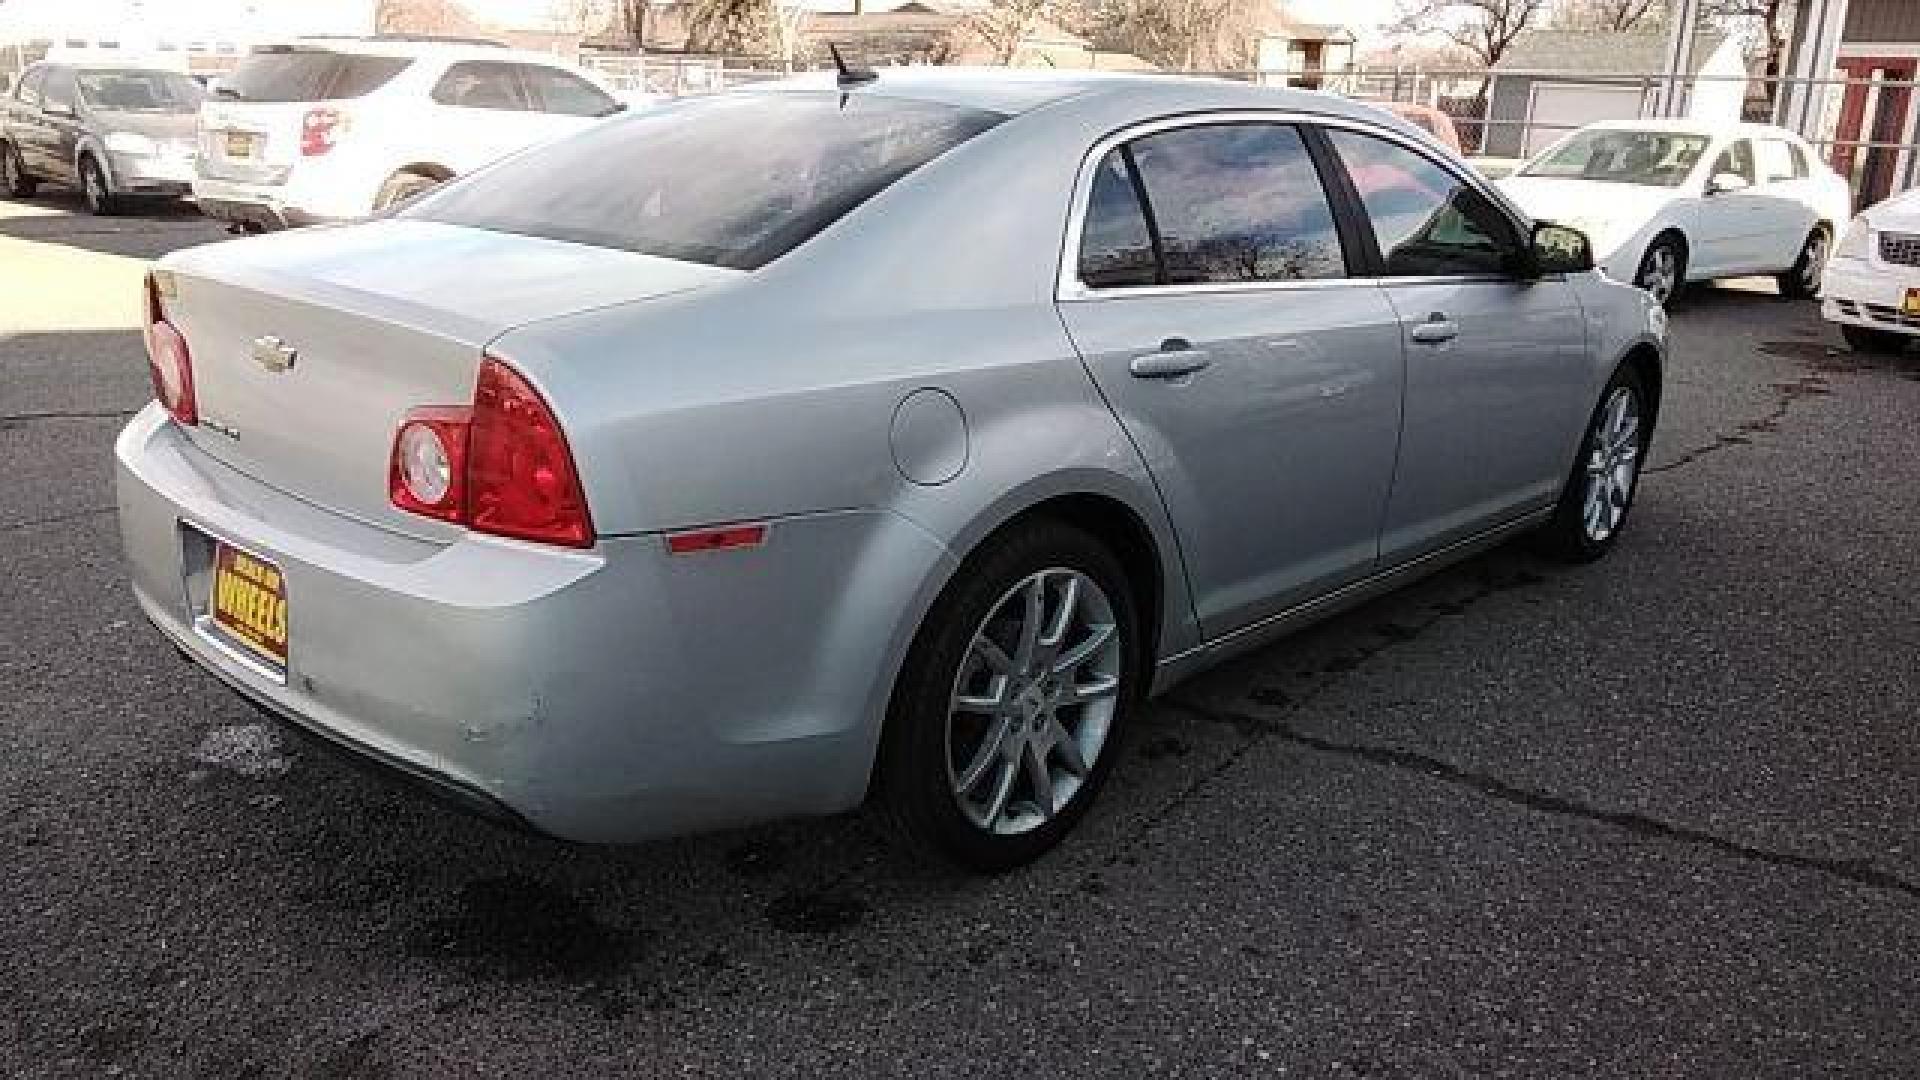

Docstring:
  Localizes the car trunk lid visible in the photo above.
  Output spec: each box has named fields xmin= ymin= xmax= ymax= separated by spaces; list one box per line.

xmin=159 ymin=219 xmax=740 ymax=539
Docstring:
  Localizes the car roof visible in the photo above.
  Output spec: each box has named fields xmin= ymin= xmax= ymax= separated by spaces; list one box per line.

xmin=1572 ymin=117 xmax=1809 ymax=142
xmin=264 ymin=38 xmax=565 ymax=65
xmin=748 ymin=67 xmax=1402 ymax=124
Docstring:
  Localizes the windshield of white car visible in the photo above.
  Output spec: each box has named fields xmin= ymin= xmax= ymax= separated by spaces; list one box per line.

xmin=1521 ymin=130 xmax=1710 ymax=187
xmin=219 ymin=50 xmax=411 ymax=102
xmin=404 ymin=92 xmax=1006 ymax=271
xmin=76 ymin=70 xmax=204 ymax=113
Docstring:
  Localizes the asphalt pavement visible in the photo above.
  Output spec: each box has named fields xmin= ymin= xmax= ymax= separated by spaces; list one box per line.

xmin=3 ymin=195 xmax=1918 ymax=1079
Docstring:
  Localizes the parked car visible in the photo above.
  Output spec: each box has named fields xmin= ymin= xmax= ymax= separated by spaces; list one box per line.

xmin=1357 ymin=99 xmax=1463 ymax=154
xmin=1823 ymin=186 xmax=1920 ymax=352
xmin=1498 ymin=120 xmax=1852 ymax=307
xmin=1 ymin=62 xmax=204 ymax=214
xmin=192 ymin=37 xmax=624 ymax=230
xmin=118 ymin=72 xmax=1665 ymax=871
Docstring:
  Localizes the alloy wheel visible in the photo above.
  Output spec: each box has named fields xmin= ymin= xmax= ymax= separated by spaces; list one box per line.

xmin=2 ymin=151 xmax=16 ymax=192
xmin=1639 ymin=245 xmax=1678 ymax=305
xmin=83 ymin=162 xmax=106 ymax=213
xmin=1582 ymin=386 xmax=1643 ymax=542
xmin=1799 ymin=231 xmax=1828 ymax=292
xmin=945 ymin=567 xmax=1123 ymax=836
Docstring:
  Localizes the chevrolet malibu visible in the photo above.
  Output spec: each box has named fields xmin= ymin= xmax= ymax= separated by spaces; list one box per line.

xmin=117 ymin=71 xmax=1666 ymax=871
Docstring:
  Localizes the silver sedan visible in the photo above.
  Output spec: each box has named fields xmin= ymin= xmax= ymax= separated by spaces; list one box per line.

xmin=116 ymin=70 xmax=1665 ymax=871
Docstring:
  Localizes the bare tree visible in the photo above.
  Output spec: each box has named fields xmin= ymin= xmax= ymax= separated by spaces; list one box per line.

xmin=685 ymin=0 xmax=771 ymax=54
xmin=548 ymin=0 xmax=612 ymax=34
xmin=1551 ymin=0 xmax=1663 ymax=33
xmin=375 ymin=0 xmax=480 ymax=35
xmin=1081 ymin=0 xmax=1264 ymax=71
xmin=967 ymin=0 xmax=1055 ymax=65
xmin=1393 ymin=0 xmax=1550 ymax=69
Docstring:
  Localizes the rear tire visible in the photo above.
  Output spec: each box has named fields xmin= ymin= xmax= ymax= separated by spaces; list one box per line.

xmin=373 ymin=170 xmax=443 ymax=213
xmin=1 ymin=143 xmax=36 ymax=198
xmin=80 ymin=154 xmax=118 ymax=216
xmin=875 ymin=519 xmax=1140 ymax=873
xmin=1841 ymin=324 xmax=1908 ymax=354
xmin=1535 ymin=364 xmax=1651 ymax=564
xmin=1777 ymin=227 xmax=1829 ymax=299
xmin=1634 ymin=234 xmax=1686 ymax=309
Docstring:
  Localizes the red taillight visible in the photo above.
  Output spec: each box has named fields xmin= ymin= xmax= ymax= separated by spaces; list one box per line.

xmin=144 ymin=274 xmax=196 ymax=425
xmin=300 ymin=108 xmax=342 ymax=156
xmin=387 ymin=358 xmax=593 ymax=548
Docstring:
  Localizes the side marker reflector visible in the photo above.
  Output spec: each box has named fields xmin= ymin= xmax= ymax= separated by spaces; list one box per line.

xmin=666 ymin=524 xmax=768 ymax=555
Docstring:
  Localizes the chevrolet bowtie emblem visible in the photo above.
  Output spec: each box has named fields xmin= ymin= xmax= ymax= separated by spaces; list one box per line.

xmin=251 ymin=335 xmax=297 ymax=373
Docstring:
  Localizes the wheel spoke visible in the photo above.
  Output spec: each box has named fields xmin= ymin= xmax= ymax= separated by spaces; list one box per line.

xmin=1023 ymin=741 xmax=1055 ymax=819
xmin=972 ymin=635 xmax=1015 ymax=678
xmin=980 ymin=753 xmax=1017 ymax=830
xmin=952 ymin=680 xmax=1010 ymax=715
xmin=1040 ymin=574 xmax=1077 ymax=652
xmin=1012 ymin=577 xmax=1046 ymax=671
xmin=954 ymin=719 xmax=1011 ymax=794
xmin=1050 ymin=718 xmax=1089 ymax=777
xmin=1053 ymin=620 xmax=1115 ymax=676
xmin=1067 ymin=672 xmax=1121 ymax=704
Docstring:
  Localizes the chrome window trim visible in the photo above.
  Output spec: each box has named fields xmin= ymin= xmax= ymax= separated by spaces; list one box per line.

xmin=1056 ymin=108 xmax=1534 ymax=303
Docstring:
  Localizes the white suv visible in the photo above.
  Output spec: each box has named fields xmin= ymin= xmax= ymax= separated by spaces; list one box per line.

xmin=193 ymin=37 xmax=623 ymax=229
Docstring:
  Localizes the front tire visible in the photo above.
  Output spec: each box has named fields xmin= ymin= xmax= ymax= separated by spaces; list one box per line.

xmin=1778 ymin=227 xmax=1829 ymax=299
xmin=876 ymin=519 xmax=1140 ymax=873
xmin=79 ymin=155 xmax=118 ymax=216
xmin=1536 ymin=365 xmax=1651 ymax=563
xmin=1634 ymin=234 xmax=1685 ymax=309
xmin=1841 ymin=324 xmax=1908 ymax=354
xmin=1 ymin=143 xmax=36 ymax=198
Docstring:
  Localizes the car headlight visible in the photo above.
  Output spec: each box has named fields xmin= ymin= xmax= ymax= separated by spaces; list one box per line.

xmin=1836 ymin=215 xmax=1871 ymax=260
xmin=104 ymin=131 xmax=156 ymax=156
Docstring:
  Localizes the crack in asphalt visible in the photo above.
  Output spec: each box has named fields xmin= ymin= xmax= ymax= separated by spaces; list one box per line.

xmin=0 ymin=408 xmax=139 ymax=425
xmin=1645 ymin=373 xmax=1831 ymax=475
xmin=1228 ymin=711 xmax=1920 ymax=901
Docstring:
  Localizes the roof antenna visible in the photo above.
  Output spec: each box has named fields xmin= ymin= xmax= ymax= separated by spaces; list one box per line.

xmin=828 ymin=42 xmax=876 ymax=89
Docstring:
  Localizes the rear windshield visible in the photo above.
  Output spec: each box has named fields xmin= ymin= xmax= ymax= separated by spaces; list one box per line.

xmin=77 ymin=69 xmax=205 ymax=113
xmin=404 ymin=92 xmax=1005 ymax=270
xmin=221 ymin=50 xmax=411 ymax=102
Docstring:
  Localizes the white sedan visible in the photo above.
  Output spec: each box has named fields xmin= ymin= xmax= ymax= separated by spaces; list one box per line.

xmin=1499 ymin=120 xmax=1853 ymax=307
xmin=1823 ymin=187 xmax=1920 ymax=352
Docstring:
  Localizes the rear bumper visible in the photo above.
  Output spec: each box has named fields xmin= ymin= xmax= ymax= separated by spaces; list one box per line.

xmin=115 ymin=404 xmax=955 ymax=841
xmin=1823 ymin=256 xmax=1920 ymax=336
xmin=190 ymin=172 xmax=360 ymax=229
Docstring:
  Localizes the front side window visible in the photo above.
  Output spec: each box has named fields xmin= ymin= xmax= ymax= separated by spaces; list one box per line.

xmin=431 ymin=62 xmax=528 ymax=110
xmin=1521 ymin=129 xmax=1709 ymax=188
xmin=1126 ymin=123 xmax=1346 ymax=285
xmin=1330 ymin=129 xmax=1520 ymax=278
xmin=407 ymin=92 xmax=1003 ymax=271
xmin=518 ymin=64 xmax=618 ymax=117
xmin=40 ymin=67 xmax=76 ymax=113
xmin=1712 ymin=139 xmax=1756 ymax=185
xmin=1077 ymin=149 xmax=1158 ymax=289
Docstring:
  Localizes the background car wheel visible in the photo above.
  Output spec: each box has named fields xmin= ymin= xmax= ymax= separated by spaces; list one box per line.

xmin=1 ymin=143 xmax=36 ymax=198
xmin=1634 ymin=234 xmax=1686 ymax=309
xmin=80 ymin=156 xmax=118 ymax=216
xmin=1536 ymin=364 xmax=1651 ymax=564
xmin=374 ymin=171 xmax=443 ymax=213
xmin=876 ymin=519 xmax=1140 ymax=873
xmin=1777 ymin=227 xmax=1829 ymax=299
xmin=1841 ymin=324 xmax=1908 ymax=354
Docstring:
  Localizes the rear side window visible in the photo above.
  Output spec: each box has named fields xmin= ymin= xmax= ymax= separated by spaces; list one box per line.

xmin=223 ymin=50 xmax=410 ymax=102
xmin=518 ymin=64 xmax=618 ymax=117
xmin=1128 ymin=123 xmax=1346 ymax=285
xmin=1328 ymin=129 xmax=1521 ymax=277
xmin=16 ymin=67 xmax=45 ymax=107
xmin=1712 ymin=139 xmax=1756 ymax=185
xmin=406 ymin=92 xmax=1003 ymax=271
xmin=1078 ymin=150 xmax=1159 ymax=288
xmin=1756 ymin=139 xmax=1797 ymax=185
xmin=431 ymin=62 xmax=528 ymax=110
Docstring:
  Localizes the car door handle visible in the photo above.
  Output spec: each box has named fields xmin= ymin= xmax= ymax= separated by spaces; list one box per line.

xmin=1129 ymin=339 xmax=1212 ymax=379
xmin=1409 ymin=316 xmax=1459 ymax=344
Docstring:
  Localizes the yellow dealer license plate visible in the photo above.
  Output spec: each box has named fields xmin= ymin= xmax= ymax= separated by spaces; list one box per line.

xmin=224 ymin=130 xmax=258 ymax=158
xmin=1904 ymin=288 xmax=1920 ymax=316
xmin=210 ymin=542 xmax=288 ymax=671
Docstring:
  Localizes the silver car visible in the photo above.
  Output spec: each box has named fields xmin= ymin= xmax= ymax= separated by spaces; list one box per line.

xmin=116 ymin=70 xmax=1665 ymax=870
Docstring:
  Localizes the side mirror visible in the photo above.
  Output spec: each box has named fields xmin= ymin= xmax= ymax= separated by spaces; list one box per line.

xmin=1529 ymin=221 xmax=1594 ymax=276
xmin=1707 ymin=172 xmax=1750 ymax=196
